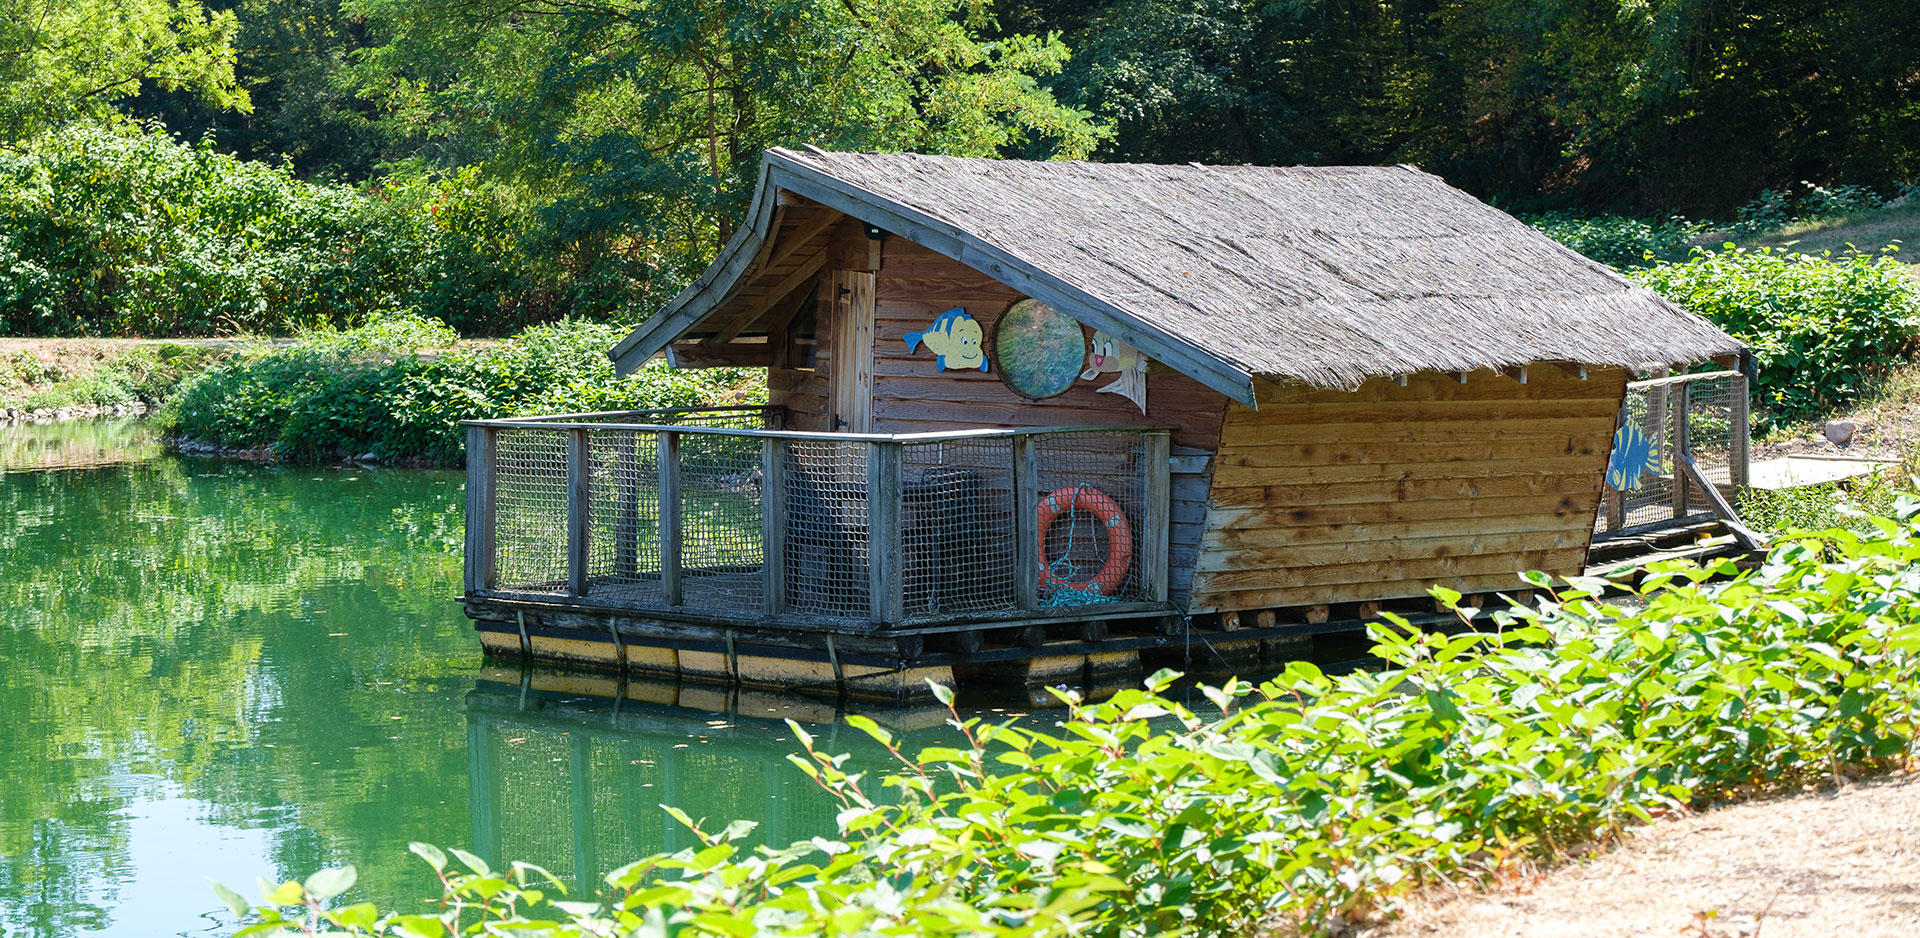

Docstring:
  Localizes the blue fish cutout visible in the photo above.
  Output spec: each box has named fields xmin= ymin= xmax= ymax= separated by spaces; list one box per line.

xmin=903 ymin=307 xmax=988 ymax=372
xmin=1607 ymin=423 xmax=1661 ymax=491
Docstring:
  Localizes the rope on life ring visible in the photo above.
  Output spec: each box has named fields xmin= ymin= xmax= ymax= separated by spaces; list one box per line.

xmin=1035 ymin=484 xmax=1134 ymax=598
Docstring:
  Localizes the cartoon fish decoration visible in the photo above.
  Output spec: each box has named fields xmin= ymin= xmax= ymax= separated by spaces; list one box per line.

xmin=903 ymin=307 xmax=988 ymax=372
xmin=1607 ymin=422 xmax=1661 ymax=491
xmin=1080 ymin=330 xmax=1148 ymax=413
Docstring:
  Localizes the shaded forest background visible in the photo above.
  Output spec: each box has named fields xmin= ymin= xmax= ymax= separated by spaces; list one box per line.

xmin=3 ymin=0 xmax=1917 ymax=334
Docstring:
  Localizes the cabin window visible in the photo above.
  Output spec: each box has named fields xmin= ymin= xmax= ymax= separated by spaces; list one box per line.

xmin=786 ymin=285 xmax=820 ymax=370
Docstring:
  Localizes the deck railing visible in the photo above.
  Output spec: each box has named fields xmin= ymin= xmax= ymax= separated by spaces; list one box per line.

xmin=464 ymin=407 xmax=1173 ymax=629
xmin=1596 ymin=369 xmax=1751 ymax=537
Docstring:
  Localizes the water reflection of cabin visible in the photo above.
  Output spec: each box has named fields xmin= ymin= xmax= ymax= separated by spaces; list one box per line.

xmin=461 ymin=149 xmax=1744 ymax=701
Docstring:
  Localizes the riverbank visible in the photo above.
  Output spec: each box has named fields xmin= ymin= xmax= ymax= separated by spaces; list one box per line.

xmin=0 ymin=337 xmax=233 ymax=422
xmin=1374 ymin=771 xmax=1920 ymax=937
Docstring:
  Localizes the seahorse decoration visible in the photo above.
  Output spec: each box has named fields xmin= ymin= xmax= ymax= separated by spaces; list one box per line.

xmin=1081 ymin=330 xmax=1148 ymax=413
xmin=903 ymin=307 xmax=988 ymax=371
xmin=1607 ymin=422 xmax=1661 ymax=491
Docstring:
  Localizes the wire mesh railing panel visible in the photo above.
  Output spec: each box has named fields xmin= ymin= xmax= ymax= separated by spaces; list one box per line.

xmin=677 ymin=433 xmax=767 ymax=616
xmin=586 ymin=429 xmax=661 ymax=591
xmin=1685 ymin=375 xmax=1735 ymax=489
xmin=900 ymin=438 xmax=1017 ymax=621
xmin=494 ymin=428 xmax=571 ymax=593
xmin=783 ymin=441 xmax=871 ymax=618
xmin=1032 ymin=431 xmax=1150 ymax=606
xmin=1598 ymin=371 xmax=1741 ymax=534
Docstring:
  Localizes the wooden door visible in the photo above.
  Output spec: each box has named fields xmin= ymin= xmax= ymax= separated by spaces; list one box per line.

xmin=829 ymin=270 xmax=875 ymax=433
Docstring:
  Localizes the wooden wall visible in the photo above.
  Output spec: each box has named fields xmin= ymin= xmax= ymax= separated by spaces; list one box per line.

xmin=764 ymin=233 xmax=1229 ymax=606
xmin=1186 ymin=366 xmax=1626 ymax=613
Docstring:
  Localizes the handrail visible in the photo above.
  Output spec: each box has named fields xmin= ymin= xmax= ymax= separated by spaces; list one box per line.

xmin=485 ymin=405 xmax=778 ymax=424
xmin=1627 ymin=369 xmax=1739 ymax=390
xmin=463 ymin=418 xmax=1176 ymax=442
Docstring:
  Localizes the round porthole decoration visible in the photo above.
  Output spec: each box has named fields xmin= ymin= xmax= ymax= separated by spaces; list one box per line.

xmin=993 ymin=298 xmax=1086 ymax=400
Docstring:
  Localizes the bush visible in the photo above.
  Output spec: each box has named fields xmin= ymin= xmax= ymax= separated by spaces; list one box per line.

xmin=1732 ymin=182 xmax=1894 ymax=238
xmin=1525 ymin=212 xmax=1702 ymax=269
xmin=159 ymin=314 xmax=762 ymax=463
xmin=1631 ymin=246 xmax=1920 ymax=424
xmin=223 ymin=515 xmax=1920 ymax=938
xmin=0 ymin=124 xmax=651 ymax=338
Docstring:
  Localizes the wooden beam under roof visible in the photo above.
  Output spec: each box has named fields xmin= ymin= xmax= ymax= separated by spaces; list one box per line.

xmin=707 ymin=209 xmax=842 ymax=344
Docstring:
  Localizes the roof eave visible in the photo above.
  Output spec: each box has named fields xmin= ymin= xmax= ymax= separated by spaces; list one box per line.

xmin=609 ymin=161 xmax=784 ymax=374
xmin=762 ymin=149 xmax=1259 ymax=408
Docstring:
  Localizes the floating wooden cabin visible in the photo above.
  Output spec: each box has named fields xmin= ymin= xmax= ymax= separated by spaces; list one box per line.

xmin=462 ymin=149 xmax=1745 ymax=701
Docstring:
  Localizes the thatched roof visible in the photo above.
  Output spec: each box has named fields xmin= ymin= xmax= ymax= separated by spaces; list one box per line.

xmin=613 ymin=148 xmax=1741 ymax=405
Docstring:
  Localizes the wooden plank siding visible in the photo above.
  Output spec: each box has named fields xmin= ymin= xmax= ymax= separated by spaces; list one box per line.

xmin=1187 ymin=366 xmax=1626 ymax=613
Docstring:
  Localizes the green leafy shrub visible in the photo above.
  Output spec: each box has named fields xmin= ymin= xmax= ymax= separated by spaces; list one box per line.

xmin=0 ymin=352 xmax=63 ymax=390
xmin=159 ymin=315 xmax=762 ymax=463
xmin=1631 ymin=247 xmax=1920 ymax=424
xmin=0 ymin=124 xmax=640 ymax=338
xmin=223 ymin=517 xmax=1920 ymax=937
xmin=1525 ymin=212 xmax=1702 ymax=268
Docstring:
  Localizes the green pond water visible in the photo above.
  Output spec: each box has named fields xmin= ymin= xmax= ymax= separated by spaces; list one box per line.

xmin=0 ymin=420 xmax=928 ymax=938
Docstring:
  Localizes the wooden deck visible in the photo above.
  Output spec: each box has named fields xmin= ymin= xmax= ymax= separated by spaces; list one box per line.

xmin=463 ymin=408 xmax=1180 ymax=700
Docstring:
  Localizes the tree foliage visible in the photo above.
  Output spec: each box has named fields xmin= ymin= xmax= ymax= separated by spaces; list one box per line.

xmin=0 ymin=0 xmax=246 ymax=143
xmin=339 ymin=0 xmax=1105 ymax=301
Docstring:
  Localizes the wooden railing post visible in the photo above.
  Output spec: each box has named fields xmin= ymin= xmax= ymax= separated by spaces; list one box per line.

xmin=1670 ymin=381 xmax=1691 ymax=518
xmin=762 ymin=437 xmax=787 ymax=617
xmin=566 ymin=428 xmax=590 ymax=597
xmin=1730 ymin=371 xmax=1751 ymax=493
xmin=658 ymin=430 xmax=682 ymax=606
xmin=1142 ymin=430 xmax=1171 ymax=603
xmin=1012 ymin=434 xmax=1039 ymax=611
xmin=867 ymin=441 xmax=903 ymax=625
xmin=464 ymin=424 xmax=497 ymax=594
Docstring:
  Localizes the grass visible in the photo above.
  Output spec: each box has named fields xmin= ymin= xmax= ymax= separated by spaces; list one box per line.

xmin=1705 ymin=201 xmax=1920 ymax=279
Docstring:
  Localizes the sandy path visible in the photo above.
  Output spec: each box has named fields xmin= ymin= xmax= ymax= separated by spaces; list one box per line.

xmin=1374 ymin=772 xmax=1920 ymax=937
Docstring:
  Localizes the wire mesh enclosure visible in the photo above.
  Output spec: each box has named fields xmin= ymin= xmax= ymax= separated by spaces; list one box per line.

xmin=467 ymin=411 xmax=1172 ymax=628
xmin=1597 ymin=369 xmax=1749 ymax=536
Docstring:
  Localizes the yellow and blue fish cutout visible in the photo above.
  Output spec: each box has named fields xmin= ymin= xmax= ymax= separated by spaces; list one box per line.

xmin=904 ymin=307 xmax=988 ymax=371
xmin=1607 ymin=423 xmax=1661 ymax=491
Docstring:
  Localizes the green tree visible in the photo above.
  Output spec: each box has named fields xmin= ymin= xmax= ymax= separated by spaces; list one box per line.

xmin=340 ymin=0 xmax=1106 ymax=312
xmin=0 ymin=0 xmax=247 ymax=143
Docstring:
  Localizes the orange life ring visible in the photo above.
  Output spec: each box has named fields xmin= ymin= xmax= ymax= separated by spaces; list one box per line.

xmin=1035 ymin=485 xmax=1134 ymax=597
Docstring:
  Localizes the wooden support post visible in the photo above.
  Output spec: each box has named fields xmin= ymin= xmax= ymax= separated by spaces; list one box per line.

xmin=1289 ymin=604 xmax=1331 ymax=624
xmin=1013 ymin=434 xmax=1040 ymax=612
xmin=1220 ymin=610 xmax=1242 ymax=632
xmin=1502 ymin=365 xmax=1528 ymax=384
xmin=464 ymin=425 xmax=497 ymax=594
xmin=1142 ymin=430 xmax=1171 ymax=603
xmin=867 ymin=441 xmax=903 ymax=626
xmin=614 ymin=430 xmax=639 ymax=578
xmin=658 ymin=431 xmax=682 ymax=606
xmin=761 ymin=437 xmax=787 ymax=617
xmin=566 ymin=428 xmax=590 ymax=598
xmin=1730 ymin=371 xmax=1751 ymax=493
xmin=1671 ymin=382 xmax=1691 ymax=518
xmin=1254 ymin=610 xmax=1278 ymax=629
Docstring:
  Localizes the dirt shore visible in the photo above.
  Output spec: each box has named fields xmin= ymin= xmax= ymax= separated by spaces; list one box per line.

xmin=1373 ymin=771 xmax=1920 ymax=937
